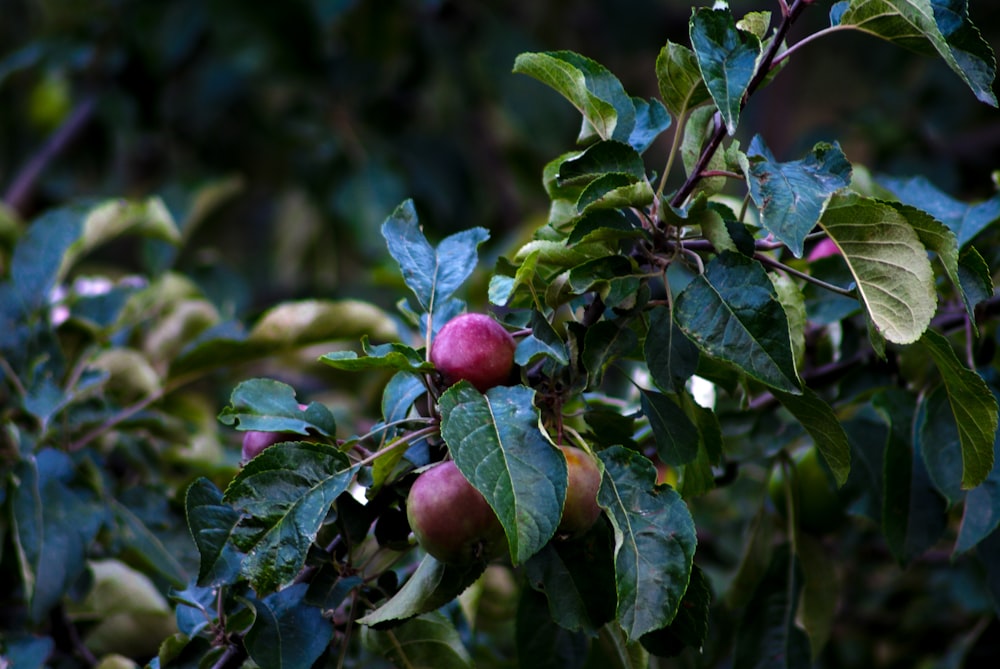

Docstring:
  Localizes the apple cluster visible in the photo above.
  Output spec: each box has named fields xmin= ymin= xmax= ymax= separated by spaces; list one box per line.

xmin=407 ymin=313 xmax=604 ymax=564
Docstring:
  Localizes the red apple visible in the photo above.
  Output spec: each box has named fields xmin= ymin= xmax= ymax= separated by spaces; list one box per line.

xmin=430 ymin=313 xmax=516 ymax=393
xmin=406 ymin=460 xmax=506 ymax=564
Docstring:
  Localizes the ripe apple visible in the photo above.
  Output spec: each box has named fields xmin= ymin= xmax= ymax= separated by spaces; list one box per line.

xmin=557 ymin=445 xmax=603 ymax=538
xmin=768 ymin=446 xmax=845 ymax=534
xmin=406 ymin=460 xmax=506 ymax=564
xmin=430 ymin=313 xmax=516 ymax=393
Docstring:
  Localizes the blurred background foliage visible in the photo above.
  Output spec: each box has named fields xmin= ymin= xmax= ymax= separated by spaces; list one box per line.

xmin=3 ymin=0 xmax=999 ymax=319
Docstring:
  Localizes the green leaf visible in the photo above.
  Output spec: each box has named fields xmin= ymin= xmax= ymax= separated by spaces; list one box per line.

xmin=381 ymin=199 xmax=489 ymax=315
xmin=359 ymin=554 xmax=486 ymax=628
xmin=558 ymin=140 xmax=647 ymax=187
xmin=655 ymin=41 xmax=712 ymax=119
xmin=644 ymin=305 xmax=699 ymax=394
xmin=875 ymin=390 xmax=949 ymax=564
xmin=362 ymin=610 xmax=474 ymax=669
xmin=248 ymin=298 xmax=398 ymax=346
xmin=955 ymin=428 xmax=1000 ymax=553
xmin=524 ymin=519 xmax=617 ymax=634
xmin=744 ymin=138 xmax=853 ymax=258
xmin=515 ymin=587 xmax=591 ymax=669
xmin=218 ymin=378 xmax=336 ymax=436
xmin=10 ymin=449 xmax=103 ymax=622
xmin=733 ymin=545 xmax=811 ymax=669
xmin=918 ymin=385 xmax=966 ymax=506
xmin=513 ymin=51 xmax=636 ymax=143
xmin=640 ymin=389 xmax=700 ymax=467
xmin=10 ymin=207 xmax=81 ymax=313
xmin=243 ymin=584 xmax=334 ymax=669
xmin=185 ymin=477 xmax=243 ymax=587
xmin=832 ymin=0 xmax=997 ymax=106
xmin=795 ymin=534 xmax=838 ymax=659
xmin=320 ymin=339 xmax=434 ymax=374
xmin=223 ymin=442 xmax=356 ymax=594
xmin=771 ymin=387 xmax=851 ymax=487
xmin=62 ymin=197 xmax=181 ymax=274
xmin=583 ymin=320 xmax=640 ymax=388
xmin=577 ymin=173 xmax=654 ymax=214
xmin=674 ymin=252 xmax=801 ymax=393
xmin=597 ymin=446 xmax=697 ymax=640
xmin=111 ymin=498 xmax=189 ymax=588
xmin=628 ymin=97 xmax=672 ymax=154
xmin=439 ymin=383 xmax=567 ymax=565
xmin=958 ymin=246 xmax=993 ymax=322
xmin=516 ymin=310 xmax=569 ymax=367
xmin=920 ymin=330 xmax=998 ymax=489
xmin=638 ymin=564 xmax=712 ymax=658
xmin=690 ymin=7 xmax=762 ymax=135
xmin=680 ymin=106 xmax=729 ymax=195
xmin=879 ymin=174 xmax=1000 ymax=248
xmin=819 ymin=193 xmax=936 ymax=344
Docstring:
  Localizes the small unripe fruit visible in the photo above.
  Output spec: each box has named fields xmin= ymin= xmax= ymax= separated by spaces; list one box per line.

xmin=430 ymin=313 xmax=516 ymax=393
xmin=406 ymin=461 xmax=506 ymax=564
xmin=557 ymin=446 xmax=603 ymax=538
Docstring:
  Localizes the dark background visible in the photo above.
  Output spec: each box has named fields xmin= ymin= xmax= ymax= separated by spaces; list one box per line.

xmin=2 ymin=0 xmax=998 ymax=315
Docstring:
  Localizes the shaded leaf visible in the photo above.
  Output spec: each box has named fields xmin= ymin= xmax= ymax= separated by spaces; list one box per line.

xmin=920 ymin=330 xmax=998 ymax=488
xmin=640 ymin=388 xmax=700 ymax=467
xmin=639 ymin=564 xmax=712 ymax=658
xmin=583 ymin=319 xmax=640 ymax=387
xmin=655 ymin=41 xmax=712 ymax=119
xmin=674 ymin=252 xmax=801 ymax=393
xmin=833 ymin=0 xmax=997 ymax=106
xmin=795 ymin=534 xmax=838 ymax=659
xmin=359 ymin=554 xmax=486 ymax=628
xmin=733 ymin=545 xmax=811 ymax=669
xmin=744 ymin=138 xmax=852 ymax=258
xmin=597 ymin=446 xmax=697 ymax=639
xmin=185 ymin=477 xmax=243 ymax=587
xmin=690 ymin=7 xmax=761 ymax=135
xmin=879 ymin=174 xmax=1000 ymax=248
xmin=772 ymin=387 xmax=851 ymax=486
xmin=320 ymin=340 xmax=433 ymax=374
xmin=515 ymin=587 xmax=591 ymax=669
xmin=439 ymin=383 xmax=567 ymax=565
xmin=523 ymin=518 xmax=617 ymax=634
xmin=218 ymin=378 xmax=336 ymax=436
xmin=645 ymin=305 xmax=699 ymax=394
xmin=955 ymin=423 xmax=1000 ymax=553
xmin=223 ymin=443 xmax=356 ymax=593
xmin=628 ymin=97 xmax=672 ymax=154
xmin=362 ymin=611 xmax=473 ymax=669
xmin=243 ymin=583 xmax=334 ymax=669
xmin=513 ymin=51 xmax=636 ymax=143
xmin=516 ymin=310 xmax=569 ymax=367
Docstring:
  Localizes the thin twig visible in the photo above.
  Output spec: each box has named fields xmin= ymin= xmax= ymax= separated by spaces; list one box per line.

xmin=4 ymin=97 xmax=97 ymax=215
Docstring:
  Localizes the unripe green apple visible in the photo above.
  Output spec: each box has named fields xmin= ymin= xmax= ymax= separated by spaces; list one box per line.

xmin=768 ymin=447 xmax=845 ymax=534
xmin=406 ymin=460 xmax=506 ymax=565
xmin=557 ymin=445 xmax=603 ymax=538
xmin=430 ymin=313 xmax=516 ymax=392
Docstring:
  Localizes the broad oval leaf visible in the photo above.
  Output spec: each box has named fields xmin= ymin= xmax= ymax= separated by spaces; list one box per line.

xmin=674 ymin=252 xmax=801 ymax=393
xmin=879 ymin=174 xmax=1000 ymax=248
xmin=819 ymin=193 xmax=936 ymax=345
xmin=381 ymin=199 xmax=489 ymax=315
xmin=439 ymin=383 xmax=567 ymax=565
xmin=185 ymin=477 xmax=244 ymax=587
xmin=920 ymin=330 xmax=998 ymax=489
xmin=362 ymin=610 xmax=474 ymax=669
xmin=690 ymin=7 xmax=762 ymax=135
xmin=223 ymin=442 xmax=356 ymax=594
xmin=513 ymin=51 xmax=636 ymax=144
xmin=644 ymin=305 xmax=699 ymax=394
xmin=655 ymin=41 xmax=712 ymax=119
xmin=359 ymin=554 xmax=486 ymax=628
xmin=597 ymin=446 xmax=697 ymax=640
xmin=243 ymin=583 xmax=334 ymax=669
xmin=833 ymin=0 xmax=997 ymax=106
xmin=218 ymin=378 xmax=337 ymax=436
xmin=744 ymin=137 xmax=853 ymax=258
xmin=640 ymin=388 xmax=700 ymax=467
